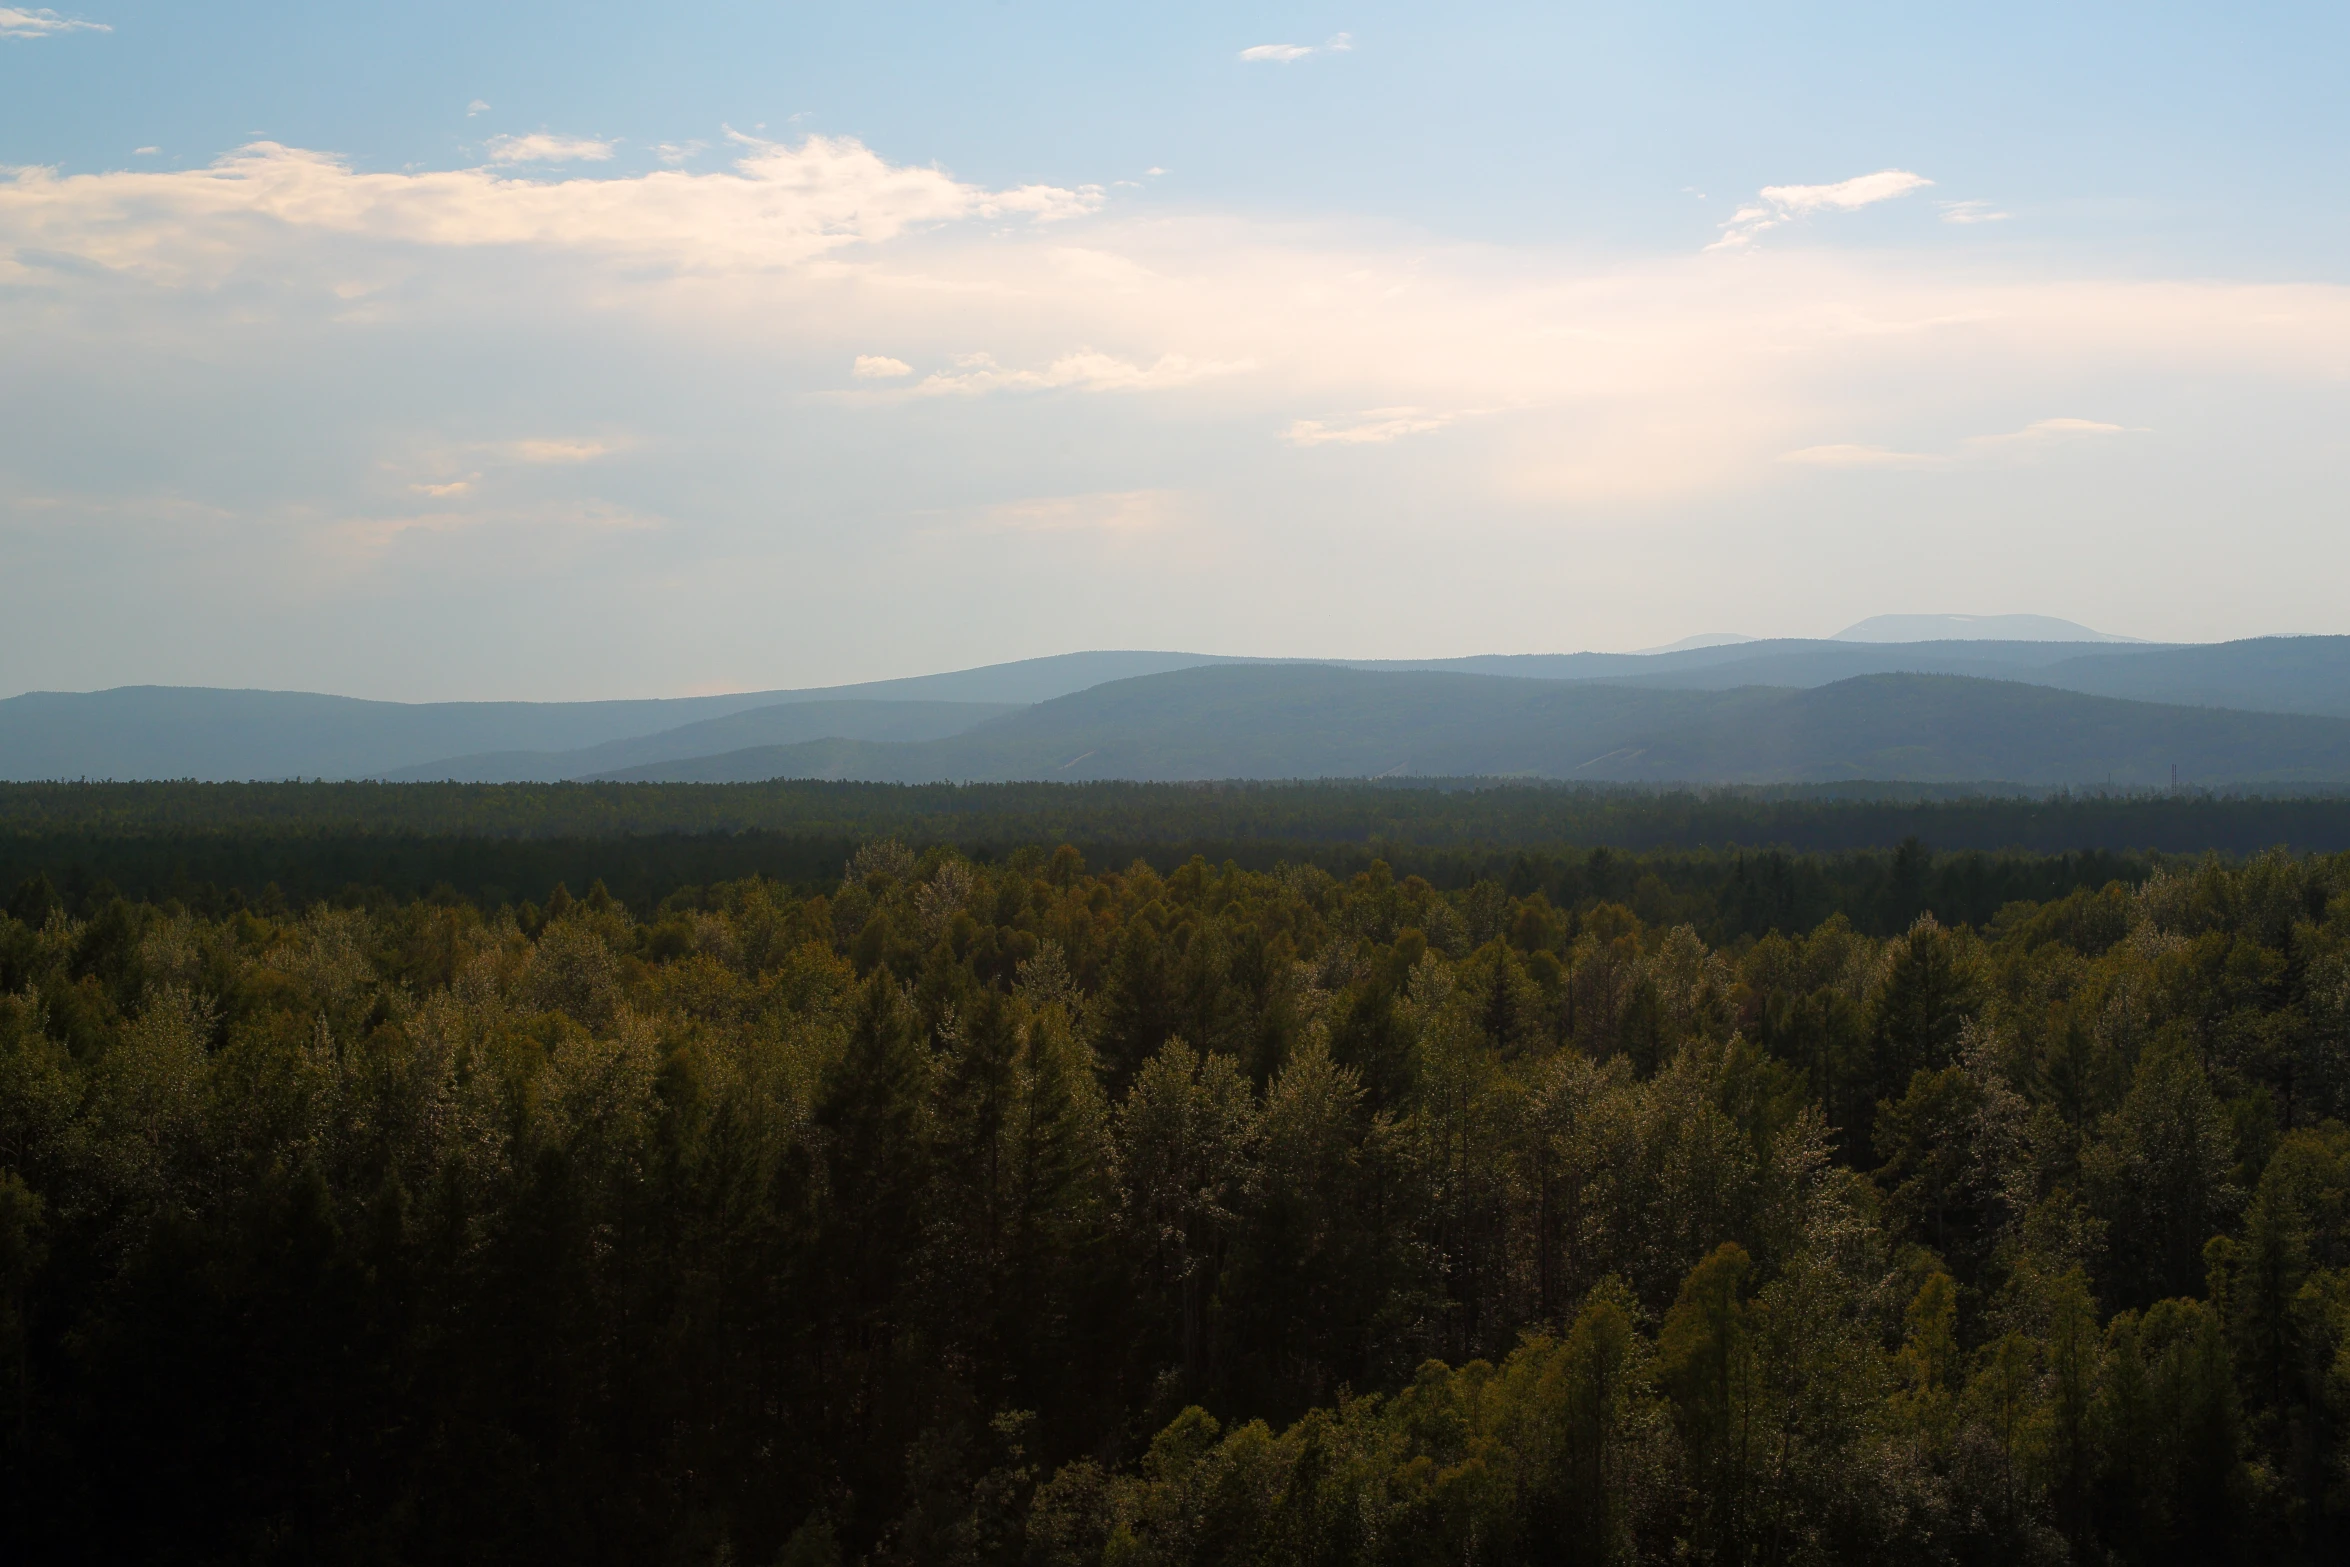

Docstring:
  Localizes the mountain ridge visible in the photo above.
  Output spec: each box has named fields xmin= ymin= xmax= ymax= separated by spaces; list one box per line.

xmin=588 ymin=666 xmax=2350 ymax=788
xmin=10 ymin=637 xmax=2350 ymax=782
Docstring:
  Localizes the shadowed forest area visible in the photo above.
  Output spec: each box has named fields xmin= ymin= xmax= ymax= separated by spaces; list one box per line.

xmin=2 ymin=830 xmax=2348 ymax=1563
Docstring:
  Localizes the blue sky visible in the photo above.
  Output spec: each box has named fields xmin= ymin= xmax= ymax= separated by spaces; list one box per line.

xmin=4 ymin=3 xmax=2347 ymax=698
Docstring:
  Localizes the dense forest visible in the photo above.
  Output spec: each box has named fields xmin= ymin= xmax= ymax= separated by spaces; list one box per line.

xmin=7 ymin=780 xmax=2350 ymax=935
xmin=2 ymin=837 xmax=2347 ymax=1563
xmin=7 ymin=777 xmax=2350 ymax=851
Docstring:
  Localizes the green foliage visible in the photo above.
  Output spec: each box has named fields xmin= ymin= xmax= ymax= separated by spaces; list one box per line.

xmin=0 ymin=838 xmax=2344 ymax=1562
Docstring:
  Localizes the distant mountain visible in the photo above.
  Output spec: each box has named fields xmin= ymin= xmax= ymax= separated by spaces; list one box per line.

xmin=1520 ymin=639 xmax=2163 ymax=693
xmin=594 ymin=668 xmax=1736 ymax=783
xmin=0 ymin=686 xmax=789 ymax=783
xmin=382 ymin=699 xmax=1022 ymax=782
xmin=1631 ymin=633 xmax=1757 ymax=654
xmin=1585 ymin=675 xmax=2349 ymax=785
xmin=12 ymin=638 xmax=2348 ymax=781
xmin=590 ymin=665 xmax=2350 ymax=788
xmin=2026 ymin=637 xmax=2350 ymax=718
xmin=1333 ymin=638 xmax=2168 ymax=685
xmin=1833 ymin=613 xmax=2142 ymax=643
xmin=0 ymin=652 xmax=1237 ymax=781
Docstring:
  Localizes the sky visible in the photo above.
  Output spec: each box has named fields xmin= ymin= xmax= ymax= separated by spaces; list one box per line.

xmin=3 ymin=2 xmax=2347 ymax=701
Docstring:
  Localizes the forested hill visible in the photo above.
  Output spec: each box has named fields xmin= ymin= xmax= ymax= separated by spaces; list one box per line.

xmin=377 ymin=699 xmax=1021 ymax=783
xmin=0 ymin=652 xmax=1235 ymax=781
xmin=597 ymin=666 xmax=2350 ymax=787
xmin=10 ymin=636 xmax=2350 ymax=783
xmin=2 ymin=839 xmax=2345 ymax=1563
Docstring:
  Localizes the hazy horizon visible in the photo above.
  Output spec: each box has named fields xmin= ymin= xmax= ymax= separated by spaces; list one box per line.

xmin=7 ymin=4 xmax=2348 ymax=702
xmin=0 ymin=613 xmax=2220 ymax=704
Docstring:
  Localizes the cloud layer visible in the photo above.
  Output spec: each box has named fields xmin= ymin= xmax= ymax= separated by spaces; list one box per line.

xmin=0 ymin=133 xmax=1102 ymax=282
xmin=2 ymin=135 xmax=2346 ymax=695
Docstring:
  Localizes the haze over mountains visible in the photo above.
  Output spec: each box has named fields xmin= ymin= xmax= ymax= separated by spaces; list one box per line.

xmin=5 ymin=632 xmax=2349 ymax=789
xmin=1829 ymin=613 xmax=2147 ymax=644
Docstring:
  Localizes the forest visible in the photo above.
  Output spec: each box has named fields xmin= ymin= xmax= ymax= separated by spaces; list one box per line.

xmin=1 ymin=834 xmax=2347 ymax=1564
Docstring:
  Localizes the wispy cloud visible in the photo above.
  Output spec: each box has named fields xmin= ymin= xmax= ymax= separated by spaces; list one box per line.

xmin=1284 ymin=407 xmax=1469 ymax=446
xmin=1712 ymin=168 xmax=1932 ymax=250
xmin=466 ymin=99 xmax=490 ymax=117
xmin=132 ymin=146 xmax=158 ymax=156
xmin=335 ymin=499 xmax=659 ymax=557
xmin=484 ymin=132 xmax=615 ymax=165
xmin=905 ymin=350 xmax=1250 ymax=397
xmin=0 ymin=135 xmax=1104 ymax=279
xmin=1785 ymin=417 xmax=2136 ymax=468
xmin=652 ymin=139 xmax=708 ymax=166
xmin=853 ymin=354 xmax=913 ymax=379
xmin=1940 ymin=199 xmax=2010 ymax=225
xmin=1964 ymin=416 xmax=2131 ymax=447
xmin=1239 ymin=32 xmax=1352 ymax=63
xmin=0 ymin=7 xmax=109 ymax=37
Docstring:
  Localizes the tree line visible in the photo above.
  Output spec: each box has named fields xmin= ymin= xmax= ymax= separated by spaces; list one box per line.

xmin=5 ymin=776 xmax=2350 ymax=854
xmin=4 ymin=830 xmax=2144 ymax=947
xmin=1 ymin=841 xmax=2346 ymax=1563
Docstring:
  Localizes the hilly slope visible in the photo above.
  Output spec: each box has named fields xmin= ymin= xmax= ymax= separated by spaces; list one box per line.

xmin=1590 ymin=674 xmax=2350 ymax=784
xmin=382 ymin=699 xmax=1020 ymax=782
xmin=595 ymin=667 xmax=1736 ymax=782
xmin=1389 ymin=637 xmax=2350 ymax=718
xmin=0 ymin=652 xmax=1235 ymax=780
xmin=11 ymin=638 xmax=2347 ymax=781
xmin=2029 ymin=637 xmax=2350 ymax=718
xmin=590 ymin=666 xmax=2350 ymax=787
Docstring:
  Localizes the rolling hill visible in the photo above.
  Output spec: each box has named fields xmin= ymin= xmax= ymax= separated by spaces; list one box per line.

xmin=589 ymin=665 xmax=2350 ymax=787
xmin=380 ymin=699 xmax=1021 ymax=782
xmin=0 ymin=652 xmax=1236 ymax=780
xmin=8 ymin=637 xmax=2348 ymax=782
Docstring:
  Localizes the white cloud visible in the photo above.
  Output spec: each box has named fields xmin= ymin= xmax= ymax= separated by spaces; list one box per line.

xmin=1284 ymin=407 xmax=1468 ymax=446
xmin=2 ymin=131 xmax=2345 ymax=643
xmin=484 ymin=132 xmax=616 ymax=165
xmin=1786 ymin=418 xmax=2137 ymax=468
xmin=1965 ymin=416 xmax=2132 ymax=447
xmin=132 ymin=146 xmax=158 ymax=156
xmin=652 ymin=139 xmax=708 ymax=166
xmin=1765 ymin=169 xmax=1935 ymax=216
xmin=7 ymin=128 xmax=2350 ymax=697
xmin=466 ymin=99 xmax=490 ymax=117
xmin=853 ymin=354 xmax=913 ymax=379
xmin=1940 ymin=198 xmax=2010 ymax=225
xmin=0 ymin=134 xmax=1104 ymax=281
xmin=1712 ymin=168 xmax=1933 ymax=250
xmin=0 ymin=7 xmax=108 ymax=37
xmin=905 ymin=350 xmax=1251 ymax=397
xmin=411 ymin=479 xmax=473 ymax=498
xmin=1240 ymin=33 xmax=1351 ymax=63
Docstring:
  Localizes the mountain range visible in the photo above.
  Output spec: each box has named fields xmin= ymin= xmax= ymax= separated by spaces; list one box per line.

xmin=5 ymin=635 xmax=2347 ymax=788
